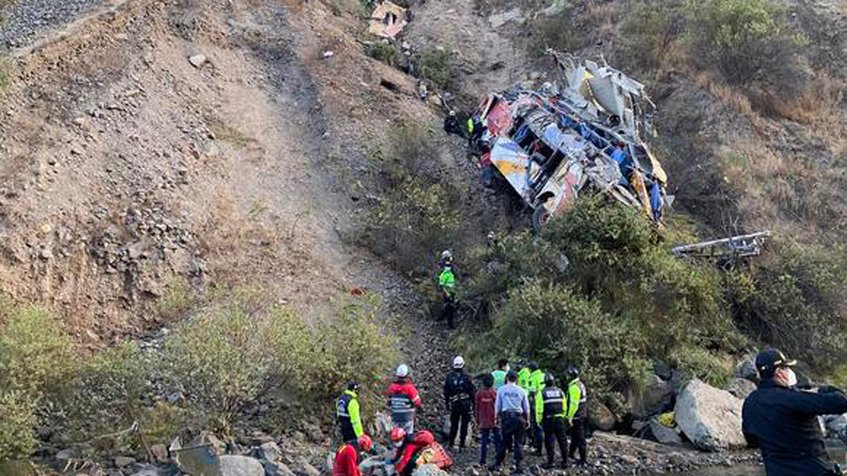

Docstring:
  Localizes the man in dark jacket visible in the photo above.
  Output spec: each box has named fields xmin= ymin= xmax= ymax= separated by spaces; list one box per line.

xmin=743 ymin=348 xmax=847 ymax=475
xmin=444 ymin=355 xmax=476 ymax=452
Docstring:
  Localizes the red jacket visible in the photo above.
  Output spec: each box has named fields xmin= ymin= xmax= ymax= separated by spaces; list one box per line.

xmin=475 ymin=388 xmax=497 ymax=429
xmin=395 ymin=431 xmax=434 ymax=476
xmin=387 ymin=379 xmax=422 ymax=413
xmin=333 ymin=443 xmax=360 ymax=476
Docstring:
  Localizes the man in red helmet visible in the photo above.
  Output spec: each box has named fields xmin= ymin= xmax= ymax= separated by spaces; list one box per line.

xmin=333 ymin=434 xmax=374 ymax=476
xmin=390 ymin=427 xmax=435 ymax=476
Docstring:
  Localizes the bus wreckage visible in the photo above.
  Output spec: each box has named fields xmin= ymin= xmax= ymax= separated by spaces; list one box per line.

xmin=467 ymin=49 xmax=672 ymax=230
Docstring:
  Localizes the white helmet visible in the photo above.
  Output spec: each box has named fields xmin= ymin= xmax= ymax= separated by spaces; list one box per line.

xmin=441 ymin=250 xmax=453 ymax=260
xmin=452 ymin=356 xmax=465 ymax=369
xmin=396 ymin=364 xmax=410 ymax=378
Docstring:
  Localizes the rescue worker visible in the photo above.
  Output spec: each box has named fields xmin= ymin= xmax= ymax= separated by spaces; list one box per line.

xmin=491 ymin=359 xmax=510 ymax=390
xmin=387 ymin=364 xmax=422 ymax=437
xmin=391 ymin=427 xmax=436 ymax=476
xmin=566 ymin=365 xmax=587 ymax=466
xmin=527 ymin=362 xmax=545 ymax=454
xmin=337 ymin=381 xmax=364 ymax=449
xmin=333 ymin=434 xmax=373 ymax=476
xmin=743 ymin=348 xmax=847 ymax=475
xmin=517 ymin=361 xmax=531 ymax=392
xmin=438 ymin=263 xmax=457 ymax=329
xmin=444 ymin=355 xmax=476 ymax=452
xmin=490 ymin=370 xmax=530 ymax=474
xmin=536 ymin=374 xmax=568 ymax=469
xmin=443 ymin=111 xmax=463 ymax=137
xmin=438 ymin=250 xmax=455 ymax=271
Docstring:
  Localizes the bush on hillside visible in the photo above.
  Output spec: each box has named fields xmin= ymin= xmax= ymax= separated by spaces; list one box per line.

xmin=619 ymin=1 xmax=686 ymax=72
xmin=460 ymin=198 xmax=744 ymax=411
xmin=366 ymin=42 xmax=402 ymax=67
xmin=729 ymin=242 xmax=847 ymax=373
xmin=419 ymin=49 xmax=454 ymax=90
xmin=0 ymin=390 xmax=38 ymax=462
xmin=687 ymin=0 xmax=804 ymax=87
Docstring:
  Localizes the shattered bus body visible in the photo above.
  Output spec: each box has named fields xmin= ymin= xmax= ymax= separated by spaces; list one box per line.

xmin=473 ymin=50 xmax=671 ymax=229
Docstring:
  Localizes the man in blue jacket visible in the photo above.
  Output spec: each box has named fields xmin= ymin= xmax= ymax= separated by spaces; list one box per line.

xmin=743 ymin=348 xmax=847 ymax=475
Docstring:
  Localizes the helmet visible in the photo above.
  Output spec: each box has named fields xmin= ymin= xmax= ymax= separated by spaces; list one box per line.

xmin=452 ymin=356 xmax=465 ymax=369
xmin=449 ymin=110 xmax=456 ymax=117
xmin=347 ymin=381 xmax=359 ymax=392
xmin=390 ymin=427 xmax=407 ymax=443
xmin=528 ymin=361 xmax=539 ymax=371
xmin=544 ymin=373 xmax=555 ymax=386
xmin=358 ymin=434 xmax=373 ymax=452
xmin=396 ymin=364 xmax=410 ymax=378
xmin=441 ymin=250 xmax=453 ymax=261
xmin=567 ymin=365 xmax=579 ymax=380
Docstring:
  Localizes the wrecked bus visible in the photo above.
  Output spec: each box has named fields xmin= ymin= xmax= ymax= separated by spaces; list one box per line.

xmin=473 ymin=50 xmax=671 ymax=230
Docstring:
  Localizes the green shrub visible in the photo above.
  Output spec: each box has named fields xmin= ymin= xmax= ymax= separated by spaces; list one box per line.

xmin=620 ymin=1 xmax=686 ymax=72
xmin=419 ymin=49 xmax=454 ymax=90
xmin=0 ymin=390 xmax=38 ymax=462
xmin=154 ymin=278 xmax=194 ymax=320
xmin=687 ymin=0 xmax=804 ymax=86
xmin=366 ymin=42 xmax=401 ymax=67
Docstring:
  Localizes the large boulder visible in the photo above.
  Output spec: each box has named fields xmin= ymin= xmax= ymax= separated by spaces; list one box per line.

xmin=588 ymin=400 xmax=617 ymax=431
xmin=648 ymin=418 xmax=683 ymax=445
xmin=674 ymin=379 xmax=746 ymax=451
xmin=725 ymin=378 xmax=757 ymax=400
xmin=734 ymin=357 xmax=758 ymax=382
xmin=220 ymin=455 xmax=264 ymax=476
xmin=628 ymin=374 xmax=675 ymax=418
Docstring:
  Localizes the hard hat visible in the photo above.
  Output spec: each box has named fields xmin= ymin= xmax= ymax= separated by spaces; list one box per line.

xmin=390 ymin=427 xmax=407 ymax=442
xmin=358 ymin=434 xmax=373 ymax=452
xmin=449 ymin=110 xmax=456 ymax=117
xmin=567 ymin=365 xmax=579 ymax=380
xmin=347 ymin=381 xmax=360 ymax=392
xmin=452 ymin=356 xmax=465 ymax=369
xmin=544 ymin=373 xmax=555 ymax=386
xmin=396 ymin=364 xmax=410 ymax=378
xmin=441 ymin=250 xmax=453 ymax=260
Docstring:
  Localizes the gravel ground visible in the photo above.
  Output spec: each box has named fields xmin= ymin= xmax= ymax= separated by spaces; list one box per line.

xmin=0 ymin=0 xmax=108 ymax=49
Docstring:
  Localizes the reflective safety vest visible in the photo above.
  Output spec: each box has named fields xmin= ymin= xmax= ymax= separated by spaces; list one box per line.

xmin=536 ymin=386 xmax=566 ymax=422
xmin=336 ymin=390 xmax=363 ymax=439
xmin=491 ymin=370 xmax=507 ymax=390
xmin=389 ymin=392 xmax=416 ymax=415
xmin=518 ymin=368 xmax=531 ymax=391
xmin=530 ymin=369 xmax=545 ymax=394
xmin=439 ymin=268 xmax=456 ymax=297
xmin=567 ymin=378 xmax=588 ymax=420
xmin=467 ymin=118 xmax=475 ymax=134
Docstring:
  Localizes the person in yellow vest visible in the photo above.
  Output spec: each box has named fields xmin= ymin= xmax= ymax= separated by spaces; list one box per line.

xmin=565 ymin=366 xmax=587 ymax=466
xmin=337 ymin=381 xmax=364 ymax=449
xmin=517 ymin=361 xmax=531 ymax=392
xmin=438 ymin=263 xmax=457 ymax=329
xmin=527 ymin=362 xmax=545 ymax=455
xmin=535 ymin=373 xmax=569 ymax=469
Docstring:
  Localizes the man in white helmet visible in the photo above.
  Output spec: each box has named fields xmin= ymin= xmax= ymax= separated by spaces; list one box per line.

xmin=387 ymin=364 xmax=422 ymax=438
xmin=444 ymin=356 xmax=476 ymax=452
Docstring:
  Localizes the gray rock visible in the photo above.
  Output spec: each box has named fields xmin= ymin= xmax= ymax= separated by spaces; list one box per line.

xmin=735 ymin=358 xmax=759 ymax=382
xmin=114 ymin=456 xmax=136 ymax=468
xmin=724 ymin=378 xmax=757 ymax=400
xmin=488 ymin=7 xmax=523 ymax=28
xmin=150 ymin=443 xmax=168 ymax=463
xmin=588 ymin=400 xmax=616 ymax=431
xmin=56 ymin=449 xmax=74 ymax=461
xmin=411 ymin=464 xmax=448 ymax=476
xmin=674 ymin=379 xmax=745 ymax=451
xmin=256 ymin=441 xmax=283 ymax=463
xmin=300 ymin=462 xmax=320 ymax=476
xmin=824 ymin=414 xmax=847 ymax=441
xmin=628 ymin=374 xmax=675 ymax=418
xmin=188 ymin=54 xmax=208 ymax=68
xmin=648 ymin=419 xmax=683 ymax=445
xmin=220 ymin=455 xmax=264 ymax=476
xmin=265 ymin=461 xmax=297 ymax=476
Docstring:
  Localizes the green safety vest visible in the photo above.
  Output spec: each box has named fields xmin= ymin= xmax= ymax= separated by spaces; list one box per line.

xmin=530 ymin=369 xmax=545 ymax=394
xmin=439 ymin=269 xmax=456 ymax=296
xmin=491 ymin=370 xmax=507 ymax=390
xmin=518 ymin=368 xmax=531 ymax=391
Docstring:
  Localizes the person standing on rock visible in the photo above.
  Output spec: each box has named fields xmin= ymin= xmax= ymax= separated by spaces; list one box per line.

xmin=743 ymin=348 xmax=847 ymax=475
xmin=476 ymin=373 xmax=500 ymax=466
xmin=337 ymin=381 xmax=365 ymax=449
xmin=536 ymin=373 xmax=569 ymax=469
xmin=444 ymin=355 xmax=476 ymax=453
xmin=387 ymin=364 xmax=422 ymax=438
xmin=491 ymin=370 xmax=530 ymax=474
xmin=565 ymin=365 xmax=588 ymax=466
xmin=333 ymin=434 xmax=373 ymax=476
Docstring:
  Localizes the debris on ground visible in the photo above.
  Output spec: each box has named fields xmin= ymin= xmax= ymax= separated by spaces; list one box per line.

xmin=368 ymin=1 xmax=410 ymax=40
xmin=672 ymin=231 xmax=771 ymax=262
xmin=466 ymin=49 xmax=671 ymax=230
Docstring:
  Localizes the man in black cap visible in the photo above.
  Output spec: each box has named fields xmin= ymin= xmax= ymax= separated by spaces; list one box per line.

xmin=742 ymin=348 xmax=847 ymax=475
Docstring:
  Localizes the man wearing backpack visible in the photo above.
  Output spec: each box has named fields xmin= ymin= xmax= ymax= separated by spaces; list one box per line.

xmin=444 ymin=355 xmax=476 ymax=452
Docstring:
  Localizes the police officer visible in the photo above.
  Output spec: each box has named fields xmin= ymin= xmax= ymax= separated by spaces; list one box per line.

xmin=444 ymin=356 xmax=476 ymax=452
xmin=536 ymin=374 xmax=569 ymax=469
xmin=490 ymin=370 xmax=530 ymax=474
xmin=743 ymin=348 xmax=847 ymax=475
xmin=566 ymin=366 xmax=587 ymax=466
xmin=337 ymin=381 xmax=364 ymax=449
